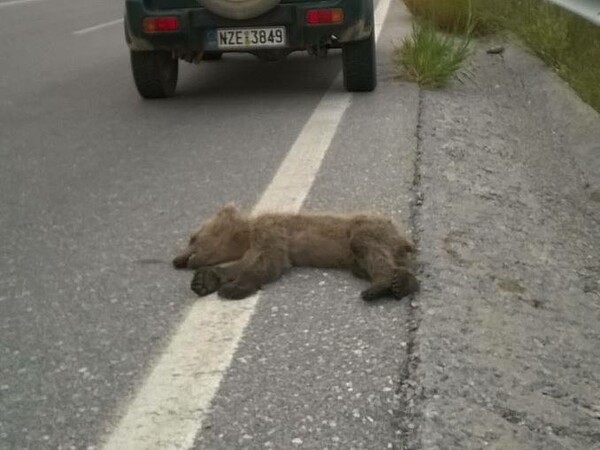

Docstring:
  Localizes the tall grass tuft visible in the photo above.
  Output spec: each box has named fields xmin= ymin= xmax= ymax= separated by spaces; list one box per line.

xmin=403 ymin=0 xmax=471 ymax=32
xmin=401 ymin=0 xmax=600 ymax=110
xmin=403 ymin=0 xmax=494 ymax=34
xmin=395 ymin=21 xmax=471 ymax=88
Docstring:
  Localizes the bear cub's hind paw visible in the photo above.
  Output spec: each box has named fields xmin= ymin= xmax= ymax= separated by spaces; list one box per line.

xmin=391 ymin=268 xmax=419 ymax=300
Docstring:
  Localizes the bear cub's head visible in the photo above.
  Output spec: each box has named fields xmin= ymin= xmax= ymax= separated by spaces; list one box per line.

xmin=173 ymin=204 xmax=250 ymax=269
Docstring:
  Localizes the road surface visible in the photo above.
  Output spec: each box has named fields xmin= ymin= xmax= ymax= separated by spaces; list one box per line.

xmin=1 ymin=0 xmax=599 ymax=449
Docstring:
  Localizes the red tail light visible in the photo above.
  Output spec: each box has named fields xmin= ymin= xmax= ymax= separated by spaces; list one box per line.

xmin=143 ymin=17 xmax=180 ymax=33
xmin=306 ymin=8 xmax=344 ymax=25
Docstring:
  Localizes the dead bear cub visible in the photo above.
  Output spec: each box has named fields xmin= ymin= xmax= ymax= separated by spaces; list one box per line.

xmin=173 ymin=204 xmax=418 ymax=301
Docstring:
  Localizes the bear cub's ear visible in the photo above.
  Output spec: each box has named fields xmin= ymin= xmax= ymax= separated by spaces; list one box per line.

xmin=217 ymin=202 xmax=239 ymax=217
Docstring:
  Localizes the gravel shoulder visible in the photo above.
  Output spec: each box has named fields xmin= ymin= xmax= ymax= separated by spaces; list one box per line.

xmin=402 ymin=39 xmax=600 ymax=449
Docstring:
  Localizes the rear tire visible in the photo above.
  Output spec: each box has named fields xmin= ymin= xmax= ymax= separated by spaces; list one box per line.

xmin=341 ymin=32 xmax=377 ymax=92
xmin=130 ymin=50 xmax=178 ymax=99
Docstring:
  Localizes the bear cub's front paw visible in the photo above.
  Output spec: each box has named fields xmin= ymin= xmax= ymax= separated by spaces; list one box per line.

xmin=191 ymin=267 xmax=222 ymax=297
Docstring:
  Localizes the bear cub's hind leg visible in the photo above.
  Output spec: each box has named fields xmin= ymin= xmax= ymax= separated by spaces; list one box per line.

xmin=350 ymin=223 xmax=418 ymax=301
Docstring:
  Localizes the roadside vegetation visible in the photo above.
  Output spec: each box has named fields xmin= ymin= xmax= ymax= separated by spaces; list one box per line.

xmin=394 ymin=22 xmax=471 ymax=88
xmin=398 ymin=0 xmax=600 ymax=111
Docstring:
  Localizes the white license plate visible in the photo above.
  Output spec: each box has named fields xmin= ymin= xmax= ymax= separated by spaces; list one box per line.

xmin=216 ymin=27 xmax=286 ymax=49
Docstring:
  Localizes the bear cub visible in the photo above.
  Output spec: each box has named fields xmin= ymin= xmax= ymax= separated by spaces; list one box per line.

xmin=173 ymin=204 xmax=418 ymax=301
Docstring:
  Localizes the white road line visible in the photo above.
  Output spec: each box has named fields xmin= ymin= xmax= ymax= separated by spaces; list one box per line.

xmin=0 ymin=0 xmax=45 ymax=8
xmin=253 ymin=86 xmax=352 ymax=213
xmin=73 ymin=18 xmax=123 ymax=35
xmin=101 ymin=0 xmax=392 ymax=448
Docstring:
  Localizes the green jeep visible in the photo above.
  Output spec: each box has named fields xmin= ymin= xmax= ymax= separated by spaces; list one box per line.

xmin=124 ymin=0 xmax=376 ymax=98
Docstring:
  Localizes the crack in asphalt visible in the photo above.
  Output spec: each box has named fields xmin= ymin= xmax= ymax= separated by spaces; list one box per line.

xmin=393 ymin=87 xmax=425 ymax=450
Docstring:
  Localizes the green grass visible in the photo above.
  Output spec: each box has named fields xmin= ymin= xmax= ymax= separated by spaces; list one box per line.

xmin=403 ymin=0 xmax=475 ymax=33
xmin=401 ymin=0 xmax=600 ymax=111
xmin=395 ymin=21 xmax=471 ymax=88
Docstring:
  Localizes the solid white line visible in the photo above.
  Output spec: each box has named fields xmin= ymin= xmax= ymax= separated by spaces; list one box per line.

xmin=73 ymin=18 xmax=123 ymax=35
xmin=253 ymin=88 xmax=352 ymax=213
xmin=0 ymin=0 xmax=45 ymax=8
xmin=101 ymin=0 xmax=392 ymax=448
xmin=102 ymin=298 xmax=259 ymax=450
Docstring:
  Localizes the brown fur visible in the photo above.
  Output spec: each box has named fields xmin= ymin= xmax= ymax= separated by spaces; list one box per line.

xmin=173 ymin=204 xmax=418 ymax=301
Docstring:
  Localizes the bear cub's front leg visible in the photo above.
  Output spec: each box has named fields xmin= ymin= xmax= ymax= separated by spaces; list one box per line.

xmin=191 ymin=265 xmax=258 ymax=300
xmin=217 ymin=281 xmax=258 ymax=300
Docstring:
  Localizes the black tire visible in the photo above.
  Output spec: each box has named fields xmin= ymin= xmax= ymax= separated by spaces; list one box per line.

xmin=202 ymin=51 xmax=223 ymax=61
xmin=341 ymin=32 xmax=377 ymax=92
xmin=130 ymin=50 xmax=178 ymax=99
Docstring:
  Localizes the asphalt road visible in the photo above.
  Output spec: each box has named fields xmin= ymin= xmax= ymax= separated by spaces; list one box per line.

xmin=2 ymin=0 xmax=600 ymax=449
xmin=0 ymin=0 xmax=417 ymax=449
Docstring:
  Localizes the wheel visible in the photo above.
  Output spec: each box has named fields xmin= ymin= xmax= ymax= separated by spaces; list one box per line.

xmin=130 ymin=50 xmax=178 ymax=99
xmin=341 ymin=32 xmax=377 ymax=92
xmin=200 ymin=0 xmax=279 ymax=20
xmin=202 ymin=51 xmax=223 ymax=61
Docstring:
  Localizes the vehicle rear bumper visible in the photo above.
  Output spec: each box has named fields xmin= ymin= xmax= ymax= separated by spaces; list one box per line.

xmin=125 ymin=0 xmax=374 ymax=52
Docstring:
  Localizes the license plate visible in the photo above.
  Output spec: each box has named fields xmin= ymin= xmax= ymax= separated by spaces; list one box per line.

xmin=215 ymin=27 xmax=286 ymax=49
